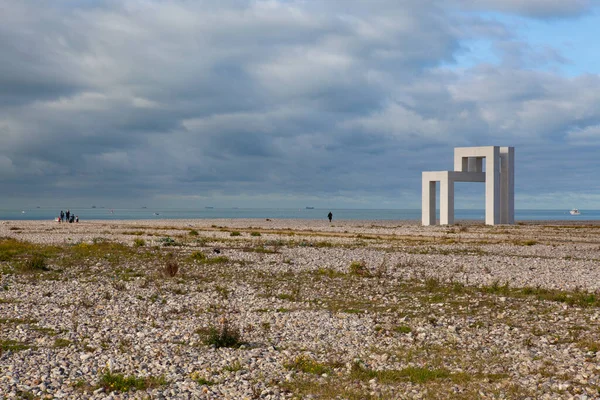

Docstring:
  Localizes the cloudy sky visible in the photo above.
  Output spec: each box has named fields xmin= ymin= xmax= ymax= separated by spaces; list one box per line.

xmin=1 ymin=0 xmax=599 ymax=210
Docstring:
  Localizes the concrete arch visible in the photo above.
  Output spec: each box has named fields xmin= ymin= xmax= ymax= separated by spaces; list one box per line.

xmin=422 ymin=146 xmax=514 ymax=225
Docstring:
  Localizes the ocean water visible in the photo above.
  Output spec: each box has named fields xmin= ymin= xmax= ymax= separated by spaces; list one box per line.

xmin=2 ymin=208 xmax=600 ymax=221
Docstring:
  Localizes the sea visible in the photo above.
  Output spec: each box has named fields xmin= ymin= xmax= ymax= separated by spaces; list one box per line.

xmin=2 ymin=208 xmax=600 ymax=221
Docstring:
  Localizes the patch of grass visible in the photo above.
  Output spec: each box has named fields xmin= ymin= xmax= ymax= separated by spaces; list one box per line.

xmin=285 ymin=355 xmax=338 ymax=375
xmin=0 ymin=238 xmax=60 ymax=262
xmin=1 ymin=339 xmax=32 ymax=352
xmin=276 ymin=293 xmax=297 ymax=301
xmin=514 ymin=239 xmax=538 ymax=246
xmin=133 ymin=238 xmax=145 ymax=247
xmin=230 ymin=231 xmax=241 ymax=237
xmin=189 ymin=229 xmax=199 ymax=236
xmin=68 ymin=241 xmax=136 ymax=265
xmin=349 ymin=261 xmax=371 ymax=277
xmin=519 ymin=286 xmax=599 ymax=307
xmin=0 ymin=317 xmax=38 ymax=325
xmin=14 ymin=390 xmax=36 ymax=399
xmin=72 ymin=379 xmax=92 ymax=392
xmin=198 ymin=318 xmax=243 ymax=349
xmin=223 ymin=360 xmax=243 ymax=372
xmin=350 ymin=362 xmax=456 ymax=384
xmin=171 ymin=286 xmax=187 ymax=295
xmin=313 ymin=267 xmax=346 ymax=279
xmin=54 ymin=338 xmax=72 ymax=348
xmin=261 ymin=322 xmax=271 ymax=330
xmin=577 ymin=339 xmax=599 ymax=353
xmin=204 ymin=256 xmax=229 ymax=265
xmin=98 ymin=372 xmax=167 ymax=392
xmin=280 ymin=378 xmax=373 ymax=400
xmin=483 ymin=280 xmax=511 ymax=295
xmin=244 ymin=246 xmax=278 ymax=254
xmin=190 ymin=372 xmax=215 ymax=386
xmin=394 ymin=325 xmax=412 ymax=334
xmin=250 ymin=231 xmax=261 ymax=237
xmin=189 ymin=251 xmax=207 ymax=261
xmin=215 ymin=285 xmax=230 ymax=299
xmin=116 ymin=267 xmax=144 ymax=281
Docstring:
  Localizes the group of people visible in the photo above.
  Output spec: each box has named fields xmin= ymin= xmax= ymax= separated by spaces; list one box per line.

xmin=58 ymin=209 xmax=78 ymax=223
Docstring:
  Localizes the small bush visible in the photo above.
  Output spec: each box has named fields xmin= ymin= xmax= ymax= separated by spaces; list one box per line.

xmin=230 ymin=231 xmax=241 ymax=237
xmin=164 ymin=254 xmax=179 ymax=277
xmin=198 ymin=318 xmax=243 ymax=348
xmin=133 ymin=238 xmax=145 ymax=247
xmin=425 ymin=277 xmax=441 ymax=292
xmin=24 ymin=254 xmax=50 ymax=272
xmin=349 ymin=261 xmax=370 ymax=277
xmin=189 ymin=229 xmax=199 ymax=236
xmin=250 ymin=232 xmax=261 ymax=237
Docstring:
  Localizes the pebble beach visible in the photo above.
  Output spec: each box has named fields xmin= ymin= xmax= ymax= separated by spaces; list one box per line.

xmin=1 ymin=219 xmax=600 ymax=399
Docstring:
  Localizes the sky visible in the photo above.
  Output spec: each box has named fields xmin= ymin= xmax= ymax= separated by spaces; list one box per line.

xmin=1 ymin=0 xmax=599 ymax=210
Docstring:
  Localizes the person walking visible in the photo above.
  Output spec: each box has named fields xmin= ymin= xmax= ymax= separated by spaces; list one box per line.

xmin=328 ymin=211 xmax=333 ymax=223
xmin=60 ymin=210 xmax=64 ymax=222
xmin=66 ymin=210 xmax=70 ymax=221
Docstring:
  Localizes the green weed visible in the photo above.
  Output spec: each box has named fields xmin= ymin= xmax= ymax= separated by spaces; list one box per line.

xmin=98 ymin=372 xmax=167 ymax=392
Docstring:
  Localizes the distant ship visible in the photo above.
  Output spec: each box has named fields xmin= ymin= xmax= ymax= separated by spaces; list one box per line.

xmin=570 ymin=208 xmax=581 ymax=216
xmin=305 ymin=207 xmax=315 ymax=209
xmin=205 ymin=206 xmax=214 ymax=209
xmin=91 ymin=205 xmax=96 ymax=208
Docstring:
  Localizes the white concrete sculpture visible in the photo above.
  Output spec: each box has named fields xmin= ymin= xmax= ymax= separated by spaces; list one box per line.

xmin=422 ymin=146 xmax=514 ymax=226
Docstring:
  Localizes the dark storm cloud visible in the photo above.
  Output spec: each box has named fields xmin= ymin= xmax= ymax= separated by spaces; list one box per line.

xmin=0 ymin=0 xmax=599 ymax=208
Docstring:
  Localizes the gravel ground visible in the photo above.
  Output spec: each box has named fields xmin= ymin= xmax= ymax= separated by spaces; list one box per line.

xmin=1 ymin=219 xmax=600 ymax=399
